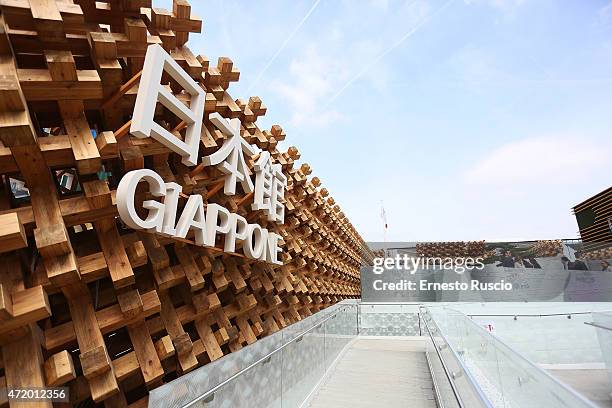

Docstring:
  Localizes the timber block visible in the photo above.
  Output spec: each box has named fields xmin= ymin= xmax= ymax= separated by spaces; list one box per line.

xmin=0 ymin=110 xmax=37 ymax=147
xmin=80 ymin=346 xmax=112 ymax=379
xmin=117 ymin=289 xmax=144 ymax=319
xmin=175 ymin=246 xmax=204 ymax=291
xmin=0 ymin=285 xmax=51 ymax=340
xmin=172 ymin=332 xmax=193 ymax=357
xmin=44 ymin=252 xmax=81 ymax=286
xmin=83 ymin=180 xmax=112 ymax=209
xmin=214 ymin=327 xmax=230 ymax=345
xmin=44 ymin=350 xmax=76 ymax=386
xmin=207 ymin=293 xmax=221 ymax=311
xmin=125 ymin=238 xmax=148 ymax=266
xmin=0 ymin=212 xmax=27 ymax=253
xmin=192 ymin=291 xmax=209 ymax=313
xmin=96 ymin=131 xmax=118 ymax=156
xmin=252 ymin=322 xmax=264 ymax=336
xmin=120 ymin=145 xmax=144 ymax=171
xmin=34 ymin=223 xmax=71 ymax=258
xmin=89 ymin=32 xmax=118 ymax=59
xmin=45 ymin=50 xmax=78 ymax=82
xmin=0 ymin=283 xmax=13 ymax=321
xmin=155 ymin=335 xmax=175 ymax=360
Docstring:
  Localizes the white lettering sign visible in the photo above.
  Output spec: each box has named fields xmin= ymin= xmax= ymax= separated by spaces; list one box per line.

xmin=118 ymin=44 xmax=285 ymax=265
xmin=130 ymin=44 xmax=205 ymax=166
xmin=117 ymin=169 xmax=282 ymax=264
xmin=252 ymin=151 xmax=287 ymax=223
xmin=203 ymin=113 xmax=257 ymax=195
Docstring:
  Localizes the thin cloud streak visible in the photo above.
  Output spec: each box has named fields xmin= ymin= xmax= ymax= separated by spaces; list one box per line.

xmin=246 ymin=0 xmax=323 ymax=94
xmin=323 ymin=0 xmax=456 ymax=110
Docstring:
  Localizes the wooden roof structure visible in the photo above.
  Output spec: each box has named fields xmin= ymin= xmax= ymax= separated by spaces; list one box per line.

xmin=415 ymin=241 xmax=486 ymax=259
xmin=573 ymin=186 xmax=612 ymax=259
xmin=0 ymin=1 xmax=373 ymax=406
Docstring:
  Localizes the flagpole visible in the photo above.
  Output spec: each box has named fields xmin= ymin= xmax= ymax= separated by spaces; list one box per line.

xmin=380 ymin=200 xmax=387 ymax=256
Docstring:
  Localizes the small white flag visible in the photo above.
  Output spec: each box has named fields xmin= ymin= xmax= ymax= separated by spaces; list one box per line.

xmin=380 ymin=204 xmax=388 ymax=229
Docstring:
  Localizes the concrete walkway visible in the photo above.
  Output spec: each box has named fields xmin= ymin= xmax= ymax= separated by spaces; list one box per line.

xmin=544 ymin=364 xmax=612 ymax=408
xmin=307 ymin=337 xmax=437 ymax=408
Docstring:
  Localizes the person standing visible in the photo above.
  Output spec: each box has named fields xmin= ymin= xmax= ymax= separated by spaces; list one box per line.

xmin=497 ymin=251 xmax=515 ymax=267
xmin=561 ymin=256 xmax=571 ymax=270
xmin=572 ymin=256 xmax=588 ymax=271
xmin=529 ymin=257 xmax=541 ymax=268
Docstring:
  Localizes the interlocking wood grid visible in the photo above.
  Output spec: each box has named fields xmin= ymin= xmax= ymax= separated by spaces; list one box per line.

xmin=530 ymin=240 xmax=562 ymax=257
xmin=0 ymin=1 xmax=373 ymax=406
xmin=416 ymin=241 xmax=486 ymax=258
xmin=573 ymin=186 xmax=612 ymax=259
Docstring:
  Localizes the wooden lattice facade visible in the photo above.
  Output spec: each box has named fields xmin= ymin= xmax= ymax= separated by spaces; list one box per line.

xmin=573 ymin=186 xmax=612 ymax=259
xmin=0 ymin=1 xmax=372 ymax=406
xmin=415 ymin=241 xmax=486 ymax=259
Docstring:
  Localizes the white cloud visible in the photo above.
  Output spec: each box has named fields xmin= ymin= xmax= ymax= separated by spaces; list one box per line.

xmin=268 ymin=0 xmax=431 ymax=128
xmin=271 ymin=44 xmax=349 ymax=127
xmin=464 ymin=135 xmax=609 ymax=186
xmin=599 ymin=2 xmax=612 ymax=21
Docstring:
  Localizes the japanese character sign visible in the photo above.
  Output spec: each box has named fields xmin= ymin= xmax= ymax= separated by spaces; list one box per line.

xmin=130 ymin=44 xmax=205 ymax=166
xmin=252 ymin=151 xmax=287 ymax=223
xmin=124 ymin=44 xmax=287 ymax=264
xmin=203 ymin=113 xmax=258 ymax=195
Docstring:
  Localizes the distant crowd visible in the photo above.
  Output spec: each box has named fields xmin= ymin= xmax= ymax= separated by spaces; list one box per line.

xmin=496 ymin=251 xmax=541 ymax=268
xmin=561 ymin=256 xmax=611 ymax=272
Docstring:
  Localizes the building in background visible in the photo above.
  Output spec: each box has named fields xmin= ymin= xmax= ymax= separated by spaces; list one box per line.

xmin=573 ymin=186 xmax=612 ymax=259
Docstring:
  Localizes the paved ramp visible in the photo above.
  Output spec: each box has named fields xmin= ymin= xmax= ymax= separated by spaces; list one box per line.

xmin=545 ymin=365 xmax=612 ymax=408
xmin=308 ymin=337 xmax=437 ymax=408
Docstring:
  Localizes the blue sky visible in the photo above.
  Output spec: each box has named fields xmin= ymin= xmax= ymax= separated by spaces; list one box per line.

xmin=159 ymin=0 xmax=612 ymax=242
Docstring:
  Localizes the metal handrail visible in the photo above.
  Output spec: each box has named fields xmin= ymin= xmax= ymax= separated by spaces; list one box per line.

xmin=585 ymin=321 xmax=612 ymax=331
xmin=451 ymin=308 xmax=598 ymax=407
xmin=182 ymin=304 xmax=354 ymax=408
xmin=424 ymin=351 xmax=446 ymax=408
xmin=421 ymin=315 xmax=467 ymax=408
xmin=466 ymin=311 xmax=595 ymax=318
xmin=420 ymin=307 xmax=493 ymax=408
xmin=359 ymin=302 xmax=423 ymax=305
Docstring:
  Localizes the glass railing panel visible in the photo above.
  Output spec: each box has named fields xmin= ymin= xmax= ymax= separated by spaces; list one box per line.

xmin=433 ymin=307 xmax=596 ymax=408
xmin=147 ymin=327 xmax=286 ymax=408
xmin=468 ymin=313 xmax=603 ymax=364
xmin=358 ymin=303 xmax=421 ymax=336
xmin=148 ymin=301 xmax=356 ymax=408
xmin=592 ymin=312 xmax=612 ymax=390
xmin=331 ymin=304 xmax=359 ymax=363
xmin=453 ymin=312 xmax=507 ymax=407
xmin=281 ymin=320 xmax=326 ymax=407
xmin=493 ymin=340 xmax=592 ymax=408
xmin=425 ymin=348 xmax=461 ymax=408
xmin=190 ymin=351 xmax=282 ymax=408
xmin=421 ymin=309 xmax=493 ymax=408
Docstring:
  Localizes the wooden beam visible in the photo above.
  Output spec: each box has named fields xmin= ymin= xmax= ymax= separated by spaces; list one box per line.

xmin=44 ymin=350 xmax=76 ymax=386
xmin=0 ymin=212 xmax=27 ymax=253
xmin=62 ymin=284 xmax=119 ymax=402
xmin=2 ymin=326 xmax=52 ymax=408
xmin=100 ymin=70 xmax=142 ymax=111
